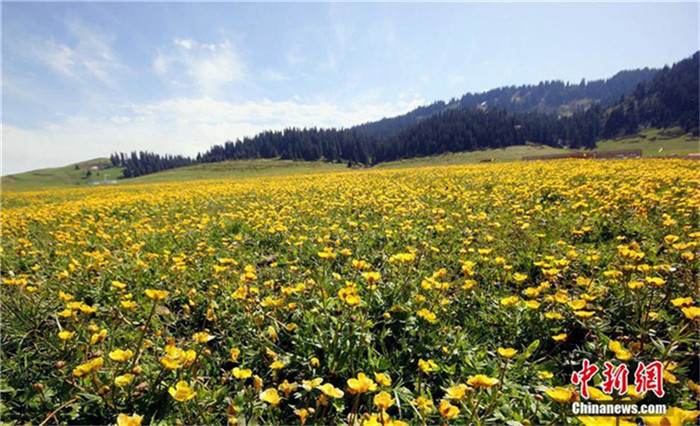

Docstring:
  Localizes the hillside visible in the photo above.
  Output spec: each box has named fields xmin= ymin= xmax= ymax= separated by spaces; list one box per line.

xmin=603 ymin=52 xmax=700 ymax=137
xmin=3 ymin=132 xmax=696 ymax=191
xmin=352 ymin=67 xmax=658 ymax=139
xmin=111 ymin=52 xmax=696 ymax=178
xmin=125 ymin=158 xmax=348 ymax=184
xmin=1 ymin=158 xmax=123 ymax=192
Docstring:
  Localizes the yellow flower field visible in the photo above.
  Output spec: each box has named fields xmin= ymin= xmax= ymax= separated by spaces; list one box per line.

xmin=1 ymin=159 xmax=699 ymax=425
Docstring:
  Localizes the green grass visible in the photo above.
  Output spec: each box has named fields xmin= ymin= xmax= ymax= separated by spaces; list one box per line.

xmin=594 ymin=127 xmax=699 ymax=156
xmin=3 ymin=128 xmax=698 ymax=192
xmin=1 ymin=158 xmax=124 ymax=192
xmin=124 ymin=158 xmax=349 ymax=184
xmin=373 ymin=144 xmax=573 ymax=169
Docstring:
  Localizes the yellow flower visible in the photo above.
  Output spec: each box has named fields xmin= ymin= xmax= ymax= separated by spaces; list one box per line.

xmin=310 ymin=357 xmax=320 ymax=368
xmin=574 ymin=310 xmax=595 ymax=319
xmin=438 ymin=400 xmax=460 ymax=419
xmin=111 ymin=280 xmax=127 ymax=290
xmin=58 ymin=309 xmax=73 ymax=318
xmin=682 ymin=306 xmax=700 ymax=320
xmin=58 ymin=330 xmax=75 ymax=340
xmin=116 ymin=413 xmax=143 ymax=426
xmin=445 ymin=384 xmax=470 ymax=401
xmin=168 ymin=381 xmax=196 ymax=402
xmin=294 ymin=408 xmax=310 ymax=425
xmin=641 ymin=406 xmax=698 ymax=426
xmin=644 ymin=276 xmax=665 ymax=287
xmin=302 ymin=378 xmax=323 ymax=390
xmin=513 ymin=273 xmax=528 ymax=282
xmin=347 ymin=372 xmax=377 ymax=394
xmin=416 ymin=308 xmax=437 ymax=323
xmin=232 ymin=367 xmax=252 ymax=379
xmin=688 ymin=380 xmax=700 ymax=397
xmin=577 ymin=416 xmax=635 ymax=426
xmin=500 ymin=296 xmax=519 ymax=307
xmin=627 ymin=280 xmax=644 ymax=290
xmin=608 ymin=341 xmax=632 ymax=361
xmin=114 ymin=374 xmax=134 ymax=387
xmin=192 ymin=332 xmax=210 ymax=343
xmin=588 ymin=387 xmax=613 ymax=402
xmin=671 ymin=297 xmax=693 ymax=308
xmin=545 ymin=386 xmax=574 ymax=403
xmin=73 ymin=357 xmax=104 ymax=377
xmin=319 ymin=383 xmax=344 ymax=399
xmin=145 ymin=289 xmax=169 ymax=301
xmin=253 ymin=375 xmax=263 ymax=391
xmin=121 ymin=300 xmax=137 ymax=310
xmin=418 ymin=359 xmax=438 ymax=374
xmin=545 ymin=312 xmax=564 ymax=320
xmin=362 ymin=271 xmax=381 ymax=283
xmin=497 ymin=347 xmax=518 ymax=359
xmin=109 ymin=349 xmax=133 ymax=363
xmin=524 ymin=300 xmax=541 ymax=309
xmin=374 ymin=372 xmax=392 ymax=387
xmin=79 ymin=304 xmax=97 ymax=315
xmin=411 ymin=396 xmax=434 ymax=413
xmin=230 ymin=348 xmax=241 ymax=363
xmin=389 ymin=252 xmax=415 ymax=265
xmin=338 ymin=286 xmax=362 ymax=307
xmin=552 ymin=333 xmax=568 ymax=342
xmin=231 ymin=285 xmax=248 ymax=300
xmin=270 ymin=361 xmax=285 ymax=370
xmin=278 ymin=380 xmax=298 ymax=397
xmin=663 ymin=370 xmax=678 ymax=384
xmin=373 ymin=391 xmax=395 ymax=410
xmin=538 ymin=371 xmax=553 ymax=379
xmin=467 ymin=375 xmax=499 ymax=388
xmin=664 ymin=234 xmax=680 ymax=244
xmin=259 ymin=388 xmax=281 ymax=406
xmin=567 ymin=299 xmax=587 ymax=310
xmin=90 ymin=329 xmax=108 ymax=345
xmin=364 ymin=413 xmax=391 ymax=426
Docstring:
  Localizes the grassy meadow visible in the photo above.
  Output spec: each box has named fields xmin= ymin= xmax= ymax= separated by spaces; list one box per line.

xmin=2 ymin=129 xmax=697 ymax=192
xmin=1 ymin=158 xmax=123 ymax=192
xmin=1 ymin=159 xmax=699 ymax=425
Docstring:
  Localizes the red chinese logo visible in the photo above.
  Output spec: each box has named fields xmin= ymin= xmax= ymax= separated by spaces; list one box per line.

xmin=571 ymin=359 xmax=664 ymax=399
xmin=571 ymin=359 xmax=598 ymax=399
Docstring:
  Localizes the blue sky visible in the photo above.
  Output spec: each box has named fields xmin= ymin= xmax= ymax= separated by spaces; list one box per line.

xmin=2 ymin=2 xmax=698 ymax=175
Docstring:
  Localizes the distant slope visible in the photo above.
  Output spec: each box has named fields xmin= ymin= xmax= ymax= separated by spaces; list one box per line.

xmin=602 ymin=52 xmax=699 ymax=137
xmin=124 ymin=158 xmax=348 ymax=185
xmin=352 ymin=67 xmax=658 ymax=139
xmin=1 ymin=158 xmax=123 ymax=192
xmin=112 ymin=53 xmax=695 ymax=178
xmin=3 ymin=132 xmax=696 ymax=191
xmin=595 ymin=127 xmax=699 ymax=156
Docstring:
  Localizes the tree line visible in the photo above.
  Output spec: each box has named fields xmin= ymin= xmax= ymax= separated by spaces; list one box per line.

xmin=111 ymin=52 xmax=698 ymax=178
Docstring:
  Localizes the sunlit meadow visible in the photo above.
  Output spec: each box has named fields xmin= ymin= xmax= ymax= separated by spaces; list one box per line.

xmin=1 ymin=159 xmax=698 ymax=425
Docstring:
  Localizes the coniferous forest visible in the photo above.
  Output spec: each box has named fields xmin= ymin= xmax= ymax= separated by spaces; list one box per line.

xmin=113 ymin=52 xmax=698 ymax=178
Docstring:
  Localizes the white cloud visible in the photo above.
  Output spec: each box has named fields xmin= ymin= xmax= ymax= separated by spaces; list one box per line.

xmin=21 ymin=19 xmax=125 ymax=87
xmin=173 ymin=38 xmax=194 ymax=50
xmin=261 ymin=69 xmax=288 ymax=82
xmin=2 ymin=95 xmax=426 ymax=176
xmin=154 ymin=39 xmax=246 ymax=94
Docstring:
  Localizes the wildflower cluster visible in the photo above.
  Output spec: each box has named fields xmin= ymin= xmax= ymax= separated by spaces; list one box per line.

xmin=1 ymin=159 xmax=698 ymax=425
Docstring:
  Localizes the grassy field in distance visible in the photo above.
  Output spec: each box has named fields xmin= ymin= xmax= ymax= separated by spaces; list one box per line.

xmin=1 ymin=158 xmax=124 ymax=192
xmin=2 ymin=128 xmax=697 ymax=191
xmin=372 ymin=144 xmax=573 ymax=169
xmin=594 ymin=127 xmax=699 ymax=156
xmin=125 ymin=158 xmax=349 ymax=185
